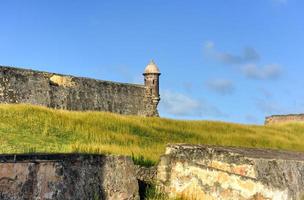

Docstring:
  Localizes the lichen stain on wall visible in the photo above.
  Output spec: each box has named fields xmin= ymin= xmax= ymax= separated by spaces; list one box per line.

xmin=168 ymin=162 xmax=288 ymax=200
xmin=49 ymin=75 xmax=75 ymax=87
xmin=157 ymin=144 xmax=304 ymax=200
xmin=197 ymin=160 xmax=256 ymax=178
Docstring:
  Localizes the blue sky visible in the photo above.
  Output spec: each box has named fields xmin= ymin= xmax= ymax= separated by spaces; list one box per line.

xmin=0 ymin=0 xmax=303 ymax=124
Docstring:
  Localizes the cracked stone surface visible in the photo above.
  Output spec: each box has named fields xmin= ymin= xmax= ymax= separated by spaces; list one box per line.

xmin=156 ymin=144 xmax=304 ymax=200
xmin=0 ymin=154 xmax=139 ymax=200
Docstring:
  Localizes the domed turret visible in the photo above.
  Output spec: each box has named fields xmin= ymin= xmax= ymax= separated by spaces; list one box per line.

xmin=143 ymin=60 xmax=161 ymax=114
xmin=144 ymin=60 xmax=160 ymax=74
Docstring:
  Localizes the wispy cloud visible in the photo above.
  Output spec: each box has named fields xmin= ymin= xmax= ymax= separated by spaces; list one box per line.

xmin=204 ymin=41 xmax=260 ymax=65
xmin=159 ymin=90 xmax=225 ymax=117
xmin=206 ymin=79 xmax=235 ymax=95
xmin=242 ymin=64 xmax=281 ymax=80
xmin=204 ymin=41 xmax=283 ymax=81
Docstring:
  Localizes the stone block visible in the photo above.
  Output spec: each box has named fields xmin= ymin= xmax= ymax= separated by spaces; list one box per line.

xmin=0 ymin=154 xmax=139 ymax=200
xmin=157 ymin=144 xmax=304 ymax=200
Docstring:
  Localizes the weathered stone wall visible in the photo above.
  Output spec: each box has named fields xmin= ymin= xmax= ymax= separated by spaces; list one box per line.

xmin=134 ymin=165 xmax=157 ymax=185
xmin=1 ymin=147 xmax=304 ymax=200
xmin=0 ymin=66 xmax=158 ymax=116
xmin=265 ymin=114 xmax=304 ymax=125
xmin=157 ymin=144 xmax=304 ymax=200
xmin=0 ymin=154 xmax=139 ymax=200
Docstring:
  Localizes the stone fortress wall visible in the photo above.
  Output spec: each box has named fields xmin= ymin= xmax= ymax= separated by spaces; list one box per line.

xmin=157 ymin=144 xmax=304 ymax=200
xmin=265 ymin=114 xmax=304 ymax=125
xmin=1 ymin=145 xmax=303 ymax=200
xmin=0 ymin=61 xmax=161 ymax=116
xmin=0 ymin=154 xmax=139 ymax=200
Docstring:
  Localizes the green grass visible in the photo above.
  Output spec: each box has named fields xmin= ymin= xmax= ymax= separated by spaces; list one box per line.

xmin=144 ymin=185 xmax=168 ymax=200
xmin=0 ymin=104 xmax=304 ymax=163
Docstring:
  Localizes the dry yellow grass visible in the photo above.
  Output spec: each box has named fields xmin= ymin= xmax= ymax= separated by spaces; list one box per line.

xmin=0 ymin=104 xmax=303 ymax=163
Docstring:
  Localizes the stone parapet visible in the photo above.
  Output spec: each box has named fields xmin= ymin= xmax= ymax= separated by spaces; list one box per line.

xmin=265 ymin=114 xmax=304 ymax=125
xmin=157 ymin=144 xmax=304 ymax=200
xmin=0 ymin=153 xmax=139 ymax=200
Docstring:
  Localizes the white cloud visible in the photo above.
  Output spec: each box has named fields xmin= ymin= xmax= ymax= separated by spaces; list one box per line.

xmin=242 ymin=64 xmax=281 ymax=80
xmin=159 ymin=90 xmax=225 ymax=117
xmin=206 ymin=79 xmax=235 ymax=95
xmin=204 ymin=41 xmax=260 ymax=65
xmin=204 ymin=41 xmax=283 ymax=81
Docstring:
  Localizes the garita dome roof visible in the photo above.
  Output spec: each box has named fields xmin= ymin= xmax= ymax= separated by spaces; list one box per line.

xmin=144 ymin=60 xmax=160 ymax=74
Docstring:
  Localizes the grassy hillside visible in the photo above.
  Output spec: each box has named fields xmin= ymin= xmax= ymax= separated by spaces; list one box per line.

xmin=0 ymin=104 xmax=304 ymax=163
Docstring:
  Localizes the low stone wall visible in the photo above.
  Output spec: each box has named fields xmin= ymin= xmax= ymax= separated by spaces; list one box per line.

xmin=1 ymin=146 xmax=304 ymax=200
xmin=265 ymin=114 xmax=304 ymax=125
xmin=157 ymin=144 xmax=304 ymax=200
xmin=134 ymin=165 xmax=157 ymax=184
xmin=0 ymin=154 xmax=139 ymax=200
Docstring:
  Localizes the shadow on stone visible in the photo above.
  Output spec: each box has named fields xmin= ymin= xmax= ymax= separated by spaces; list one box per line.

xmin=138 ymin=179 xmax=151 ymax=200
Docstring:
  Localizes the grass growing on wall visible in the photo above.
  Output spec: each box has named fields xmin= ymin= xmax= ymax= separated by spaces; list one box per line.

xmin=0 ymin=104 xmax=304 ymax=163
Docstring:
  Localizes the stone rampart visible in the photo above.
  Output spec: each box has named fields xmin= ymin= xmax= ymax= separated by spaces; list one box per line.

xmin=265 ymin=114 xmax=304 ymax=125
xmin=1 ymin=146 xmax=304 ymax=199
xmin=157 ymin=144 xmax=304 ymax=200
xmin=0 ymin=66 xmax=157 ymax=116
xmin=0 ymin=153 xmax=139 ymax=200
